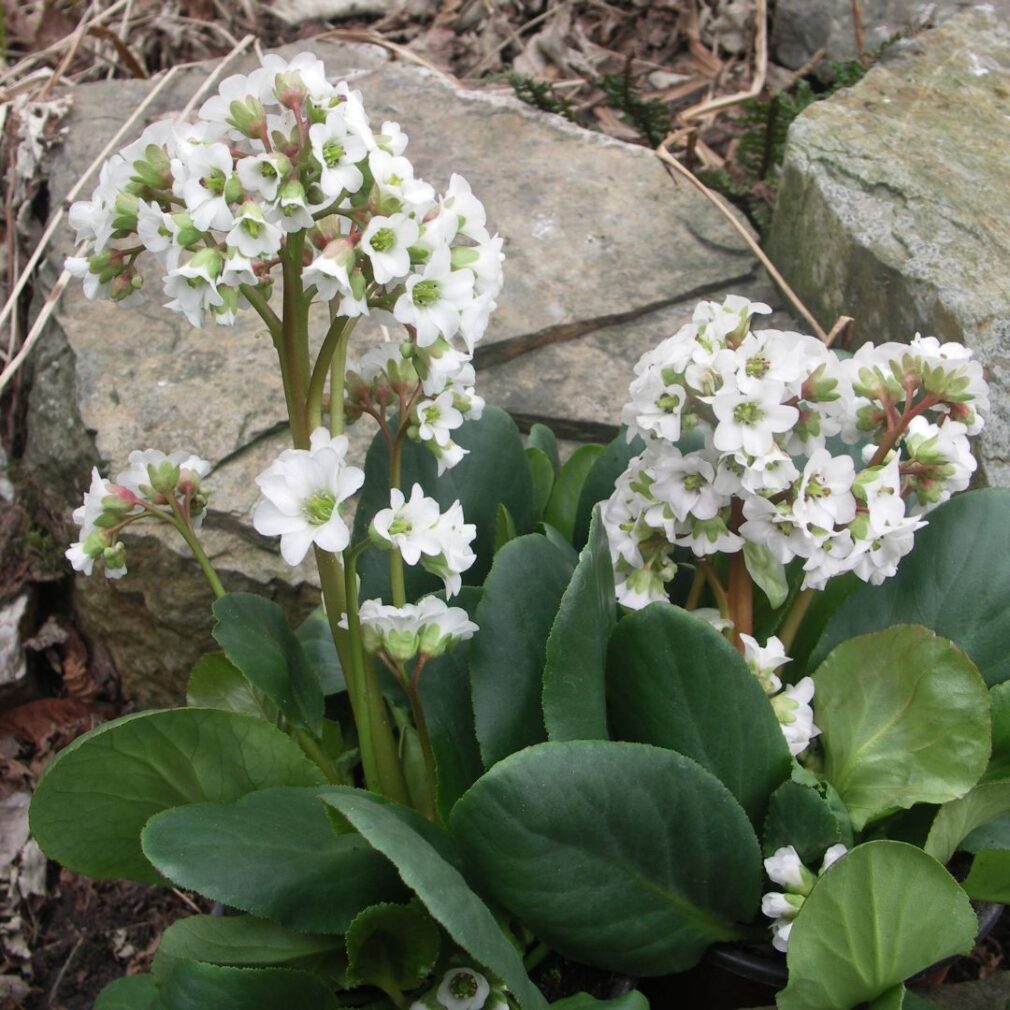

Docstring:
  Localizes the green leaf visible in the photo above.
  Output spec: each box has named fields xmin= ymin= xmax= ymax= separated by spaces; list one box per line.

xmin=212 ymin=594 xmax=324 ymax=734
xmin=320 ymin=787 xmax=548 ymax=1010
xmin=154 ymin=960 xmax=339 ymax=1010
xmin=870 ymin=986 xmax=907 ymax=1010
xmin=186 ymin=653 xmax=265 ymax=718
xmin=778 ymin=841 xmax=977 ymax=1010
xmin=543 ymin=505 xmax=616 ymax=742
xmin=29 ymin=709 xmax=324 ymax=884
xmin=544 ymin=444 xmax=605 ymax=542
xmin=962 ymin=814 xmax=1010 ymax=853
xmin=526 ymin=446 xmax=556 ymax=524
xmin=141 ymin=787 xmax=404 ymax=933
xmin=962 ymin=849 xmax=1010 ymax=901
xmin=814 ymin=625 xmax=991 ymax=830
xmin=352 ymin=406 xmax=535 ymax=601
xmin=528 ymin=422 xmax=560 ymax=473
xmin=154 ymin=915 xmax=344 ymax=977
xmin=606 ymin=603 xmax=791 ymax=825
xmin=813 ymin=489 xmax=1010 ymax=686
xmin=540 ymin=522 xmax=580 ymax=566
xmin=762 ymin=780 xmax=848 ymax=864
xmin=924 ymin=781 xmax=1010 ymax=864
xmin=345 ymin=902 xmax=440 ymax=994
xmin=743 ymin=542 xmax=788 ymax=609
xmin=94 ymin=975 xmax=158 ymax=1010
xmin=450 ymin=741 xmax=761 ymax=976
xmin=572 ymin=431 xmax=644 ymax=549
xmin=420 ymin=588 xmax=484 ymax=823
xmin=783 ymin=572 xmax=859 ymax=676
xmin=987 ymin=682 xmax=1010 ymax=782
xmin=297 ymin=608 xmax=345 ymax=695
xmin=494 ymin=502 xmax=519 ymax=552
xmin=469 ymin=535 xmax=574 ymax=767
xmin=550 ymin=994 xmax=649 ymax=1010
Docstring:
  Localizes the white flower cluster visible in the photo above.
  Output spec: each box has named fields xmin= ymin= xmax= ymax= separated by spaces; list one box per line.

xmin=410 ymin=968 xmax=510 ymax=1010
xmin=357 ymin=597 xmax=478 ymax=663
xmin=741 ymin=634 xmax=819 ymax=757
xmin=66 ymin=51 xmax=503 ymax=474
xmin=67 ymin=449 xmax=210 ymax=579
xmin=762 ymin=844 xmax=847 ymax=951
xmin=371 ymin=483 xmax=477 ymax=596
xmin=604 ymin=296 xmax=988 ymax=609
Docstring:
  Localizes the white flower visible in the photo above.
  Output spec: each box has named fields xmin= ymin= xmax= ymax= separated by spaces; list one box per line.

xmin=361 ymin=213 xmax=419 ymax=285
xmin=116 ymin=449 xmax=210 ymax=499
xmin=848 ymin=513 xmax=926 ymax=586
xmin=356 ymin=597 xmax=477 ymax=661
xmin=177 ymin=143 xmax=235 ymax=232
xmin=467 ymin=233 xmax=505 ymax=298
xmin=415 ymin=390 xmax=464 ymax=448
xmin=431 ymin=440 xmax=468 ymax=476
xmin=761 ymin=891 xmax=802 ymax=920
xmin=67 ymin=467 xmax=131 ymax=579
xmin=253 ymin=428 xmax=364 ymax=565
xmin=304 ymin=239 xmax=355 ymax=301
xmin=820 ymin=844 xmax=848 ymax=874
xmin=740 ymin=633 xmax=789 ymax=695
xmin=163 ymin=251 xmax=225 ymax=327
xmin=437 ymin=968 xmax=491 ymax=1010
xmin=651 ymin=449 xmax=724 ymax=522
xmin=226 ymin=201 xmax=283 ymax=259
xmin=791 ymin=448 xmax=857 ymax=534
xmin=764 ymin=846 xmax=813 ymax=893
xmin=369 ymin=150 xmax=435 ymax=216
xmin=621 ymin=369 xmax=687 ymax=444
xmin=371 ymin=484 xmax=442 ymax=564
xmin=770 ymin=917 xmax=794 ymax=953
xmin=771 ymin=677 xmax=820 ymax=757
xmin=422 ymin=500 xmax=477 ymax=597
xmin=394 ymin=247 xmax=475 ymax=347
xmin=709 ymin=379 xmax=799 ymax=458
xmin=309 ymin=109 xmax=368 ymax=198
xmin=237 ymin=153 xmax=288 ymax=202
xmin=442 ymin=174 xmax=487 ymax=241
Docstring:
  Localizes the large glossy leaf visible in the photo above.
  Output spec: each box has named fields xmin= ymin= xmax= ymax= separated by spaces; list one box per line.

xmin=526 ymin=446 xmax=556 ymax=524
xmin=572 ymin=431 xmax=644 ymax=549
xmin=345 ymin=902 xmax=440 ymax=993
xmin=814 ymin=626 xmax=990 ymax=830
xmin=320 ymin=787 xmax=548 ymax=1010
xmin=186 ymin=654 xmax=265 ymax=718
xmin=962 ymin=814 xmax=1010 ymax=853
xmin=544 ymin=445 xmax=604 ymax=542
xmin=154 ymin=960 xmax=339 ymax=1010
xmin=29 ymin=709 xmax=324 ymax=884
xmin=779 ymin=841 xmax=977 ymax=1010
xmin=95 ymin=976 xmax=158 ymax=1010
xmin=420 ymin=588 xmax=484 ymax=823
xmin=986 ymin=682 xmax=1010 ymax=782
xmin=542 ymin=506 xmax=616 ymax=742
xmin=469 ymin=535 xmax=574 ymax=767
xmin=813 ymin=489 xmax=1010 ymax=686
xmin=924 ymin=781 xmax=1010 ymax=864
xmin=351 ymin=406 xmax=535 ymax=601
xmin=762 ymin=779 xmax=850 ymax=864
xmin=528 ymin=422 xmax=560 ymax=473
xmin=141 ymin=787 xmax=404 ymax=933
xmin=450 ymin=741 xmax=760 ymax=976
xmin=212 ymin=594 xmax=324 ymax=734
xmin=962 ymin=849 xmax=1010 ymax=902
xmin=296 ymin=608 xmax=345 ymax=695
xmin=606 ymin=603 xmax=791 ymax=825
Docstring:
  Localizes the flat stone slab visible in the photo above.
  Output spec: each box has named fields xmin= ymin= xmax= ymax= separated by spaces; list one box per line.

xmin=767 ymin=8 xmax=1010 ymax=488
xmin=32 ymin=40 xmax=778 ymax=704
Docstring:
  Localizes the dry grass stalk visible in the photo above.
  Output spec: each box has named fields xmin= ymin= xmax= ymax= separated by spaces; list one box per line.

xmin=655 ymin=136 xmax=828 ymax=342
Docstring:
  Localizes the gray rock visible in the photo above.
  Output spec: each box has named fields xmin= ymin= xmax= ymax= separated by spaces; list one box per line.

xmin=31 ymin=41 xmax=780 ymax=705
xmin=767 ymin=8 xmax=1010 ymax=487
xmin=770 ymin=0 xmax=1008 ymax=76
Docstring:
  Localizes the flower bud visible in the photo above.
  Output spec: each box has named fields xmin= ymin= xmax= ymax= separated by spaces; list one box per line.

xmin=228 ymin=96 xmax=266 ymax=138
xmin=450 ymin=246 xmax=480 ymax=269
xmin=384 ymin=628 xmax=420 ymax=663
xmin=112 ymin=192 xmax=139 ymax=233
xmin=131 ymin=144 xmax=173 ymax=190
xmin=147 ymin=459 xmax=181 ymax=496
xmin=103 ymin=540 xmax=127 ymax=573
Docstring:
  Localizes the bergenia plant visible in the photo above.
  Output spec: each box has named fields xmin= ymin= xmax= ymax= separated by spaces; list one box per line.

xmin=28 ymin=50 xmax=1010 ymax=1010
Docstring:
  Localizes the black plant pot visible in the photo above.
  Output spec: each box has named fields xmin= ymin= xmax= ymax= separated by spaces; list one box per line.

xmin=704 ymin=902 xmax=1004 ymax=990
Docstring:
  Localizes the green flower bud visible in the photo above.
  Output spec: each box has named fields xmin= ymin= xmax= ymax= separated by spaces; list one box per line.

xmin=384 ymin=628 xmax=419 ymax=663
xmin=171 ymin=212 xmax=203 ymax=249
xmin=147 ymin=460 xmax=181 ymax=496
xmin=103 ymin=540 xmax=127 ymax=572
xmin=112 ymin=192 xmax=139 ymax=233
xmin=131 ymin=144 xmax=172 ymax=190
xmin=450 ymin=246 xmax=480 ymax=269
xmin=227 ymin=96 xmax=266 ymax=138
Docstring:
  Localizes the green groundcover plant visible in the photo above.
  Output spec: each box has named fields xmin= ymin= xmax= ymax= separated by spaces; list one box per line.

xmin=30 ymin=51 xmax=1010 ymax=1010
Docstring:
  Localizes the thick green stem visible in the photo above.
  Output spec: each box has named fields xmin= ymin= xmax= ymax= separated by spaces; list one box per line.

xmin=388 ymin=438 xmax=407 ymax=607
xmin=698 ymin=560 xmax=730 ymax=621
xmin=344 ymin=550 xmax=411 ymax=804
xmin=405 ymin=658 xmax=439 ymax=823
xmin=281 ymin=235 xmax=310 ymax=448
xmin=684 ymin=564 xmax=705 ymax=611
xmin=779 ymin=587 xmax=816 ymax=653
xmin=293 ymin=727 xmax=341 ymax=784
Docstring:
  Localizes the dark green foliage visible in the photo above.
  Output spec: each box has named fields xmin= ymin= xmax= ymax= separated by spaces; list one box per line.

xmin=598 ymin=62 xmax=670 ymax=148
xmin=508 ymin=72 xmax=575 ymax=120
